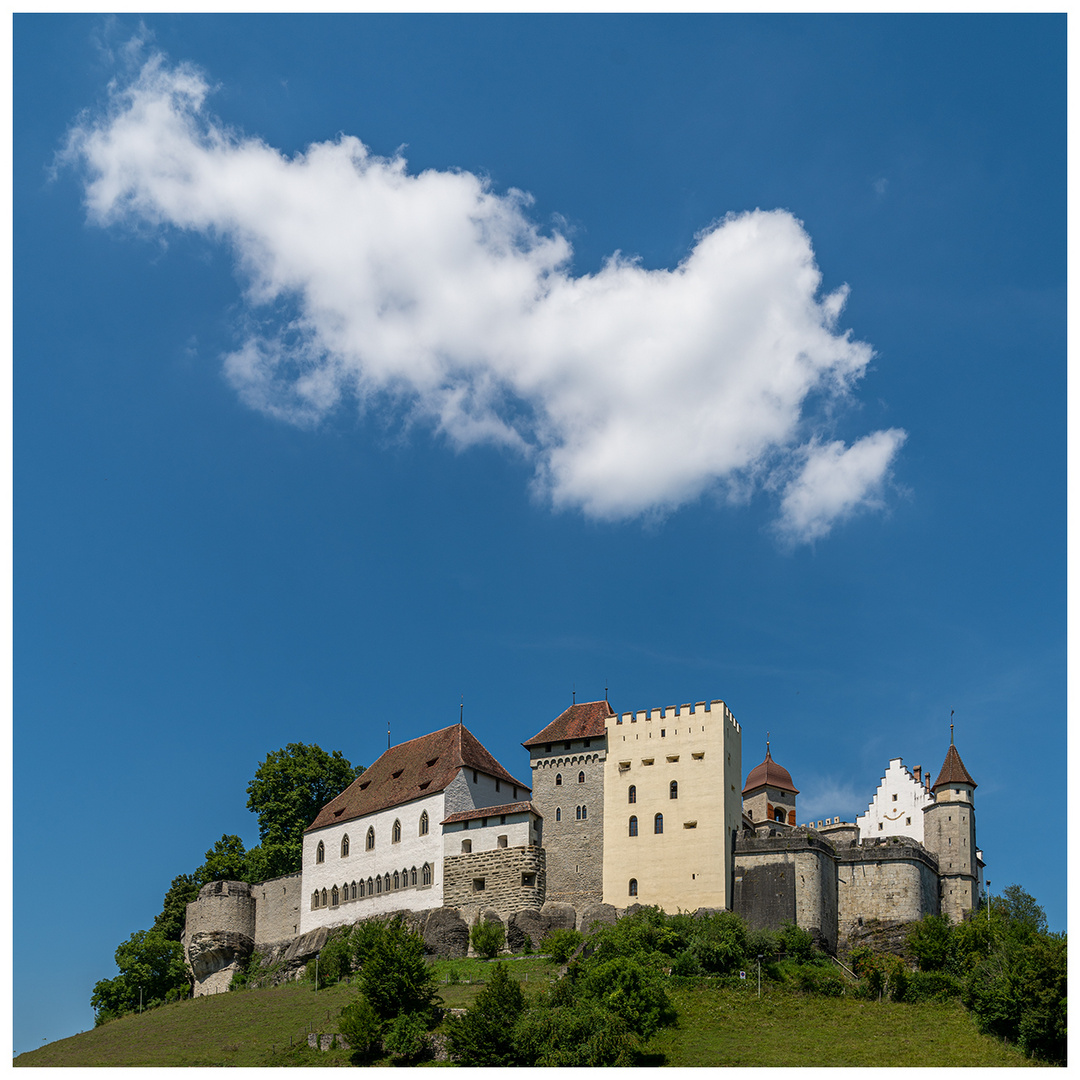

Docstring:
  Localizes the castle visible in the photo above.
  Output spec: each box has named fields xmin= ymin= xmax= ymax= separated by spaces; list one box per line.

xmin=184 ymin=695 xmax=985 ymax=992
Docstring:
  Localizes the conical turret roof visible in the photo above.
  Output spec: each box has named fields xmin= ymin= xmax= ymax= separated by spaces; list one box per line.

xmin=932 ymin=742 xmax=976 ymax=792
xmin=743 ymin=749 xmax=799 ymax=795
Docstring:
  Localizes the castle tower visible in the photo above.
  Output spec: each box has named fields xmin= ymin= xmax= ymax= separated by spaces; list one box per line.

xmin=523 ymin=700 xmax=611 ymax=908
xmin=922 ymin=730 xmax=979 ymax=923
xmin=742 ymin=740 xmax=799 ymax=829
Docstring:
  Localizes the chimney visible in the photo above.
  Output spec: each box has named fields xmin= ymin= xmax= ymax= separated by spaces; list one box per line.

xmin=913 ymin=766 xmax=922 ymax=784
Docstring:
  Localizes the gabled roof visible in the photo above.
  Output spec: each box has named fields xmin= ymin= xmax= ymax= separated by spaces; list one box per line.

xmin=441 ymin=801 xmax=539 ymax=825
xmin=306 ymin=724 xmax=530 ymax=832
xmin=932 ymin=743 xmax=976 ymax=792
xmin=743 ymin=750 xmax=799 ymax=796
xmin=523 ymin=700 xmax=613 ymax=748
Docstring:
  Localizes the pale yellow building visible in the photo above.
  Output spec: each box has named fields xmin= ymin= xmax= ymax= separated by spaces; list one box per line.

xmin=601 ymin=699 xmax=742 ymax=911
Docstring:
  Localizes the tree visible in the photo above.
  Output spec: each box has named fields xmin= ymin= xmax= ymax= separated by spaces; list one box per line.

xmin=445 ymin=962 xmax=527 ymax=1066
xmin=358 ymin=917 xmax=441 ymax=1023
xmin=91 ymin=929 xmax=189 ymax=1022
xmin=907 ymin=913 xmax=953 ymax=972
xmin=577 ymin=954 xmax=677 ymax=1039
xmin=514 ymin=1002 xmax=638 ymax=1067
xmin=470 ymin=919 xmax=506 ymax=959
xmin=246 ymin=743 xmax=363 ymax=876
xmin=338 ymin=994 xmax=382 ymax=1060
xmin=152 ymin=874 xmax=200 ymax=942
xmin=195 ymin=834 xmax=250 ymax=885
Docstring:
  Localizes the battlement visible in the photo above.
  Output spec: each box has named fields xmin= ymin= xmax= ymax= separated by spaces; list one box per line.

xmin=614 ymin=699 xmax=740 ymax=732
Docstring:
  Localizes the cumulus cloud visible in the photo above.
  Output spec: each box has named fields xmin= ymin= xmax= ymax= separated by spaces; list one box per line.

xmin=797 ymin=777 xmax=868 ymax=824
xmin=62 ymin=52 xmax=906 ymax=541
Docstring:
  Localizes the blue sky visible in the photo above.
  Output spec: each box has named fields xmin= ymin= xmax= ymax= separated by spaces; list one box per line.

xmin=14 ymin=14 xmax=1065 ymax=1053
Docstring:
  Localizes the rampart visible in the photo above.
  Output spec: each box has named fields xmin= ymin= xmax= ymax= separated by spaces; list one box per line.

xmin=253 ymin=873 xmax=302 ymax=944
xmin=836 ymin=837 xmax=939 ymax=938
xmin=185 ymin=881 xmax=256 ymax=996
xmin=613 ymin=697 xmax=741 ymax=733
xmin=442 ymin=845 xmax=545 ymax=920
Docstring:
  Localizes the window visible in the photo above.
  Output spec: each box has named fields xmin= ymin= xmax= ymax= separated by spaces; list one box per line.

xmin=654 ymin=813 xmax=664 ymax=834
xmin=581 ymin=805 xmax=588 ymax=819
xmin=497 ymin=835 xmax=508 ymax=848
xmin=462 ymin=838 xmax=472 ymax=854
xmin=774 ymin=806 xmax=785 ymax=822
xmin=892 ymin=794 xmax=898 ymax=802
xmin=878 ymin=822 xmax=884 ymax=831
xmin=359 ymin=879 xmax=366 ymax=897
xmin=341 ymin=835 xmax=349 ymax=857
xmin=367 ymin=877 xmax=374 ymax=895
xmin=312 ymin=892 xmax=319 ymax=909
xmin=419 ymin=811 xmax=429 ymax=836
xmin=576 ymin=805 xmax=582 ymax=820
xmin=629 ymin=815 xmax=638 ymax=836
xmin=584 ymin=738 xmax=591 ymax=748
xmin=331 ymin=886 xmax=339 ymax=906
xmin=473 ymin=878 xmax=486 ymax=892
xmin=522 ymin=872 xmax=536 ymax=886
xmin=628 ymin=785 xmax=636 ymax=804
xmin=392 ymin=819 xmax=401 ymax=844
xmin=375 ymin=876 xmax=382 ymax=894
xmin=393 ymin=871 xmax=400 ymax=890
xmin=495 ymin=779 xmax=500 ymax=792
xmin=629 ymin=879 xmax=638 ymax=896
xmin=472 ymin=770 xmax=478 ymax=783
xmin=351 ymin=881 xmax=357 ymax=899
xmin=670 ymin=780 xmax=678 ymax=800
xmin=321 ymin=888 xmax=327 ymax=906
xmin=555 ymin=807 xmax=561 ymax=821
xmin=316 ymin=841 xmax=325 ymax=863
xmin=555 ymin=773 xmax=562 ymax=786
xmin=411 ymin=866 xmax=417 ymax=885
xmin=383 ymin=874 xmax=390 ymax=892
xmin=366 ymin=827 xmax=375 ymax=851
xmin=564 ymin=742 xmax=571 ymax=750
xmin=578 ymin=771 xmax=586 ymax=783
xmin=422 ymin=863 xmax=432 ymax=886
xmin=545 ymin=744 xmax=551 ymax=753
xmin=906 ymin=817 xmax=911 ymax=826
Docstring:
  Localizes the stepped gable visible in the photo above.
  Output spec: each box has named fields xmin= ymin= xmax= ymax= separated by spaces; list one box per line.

xmin=522 ymin=699 xmax=613 ymax=748
xmin=742 ymin=749 xmax=799 ymax=795
xmin=442 ymin=800 xmax=538 ymax=824
xmin=306 ymin=724 xmax=530 ymax=831
xmin=932 ymin=743 xmax=976 ymax=791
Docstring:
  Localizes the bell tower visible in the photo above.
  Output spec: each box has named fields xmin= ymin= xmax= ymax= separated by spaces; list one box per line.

xmin=922 ymin=717 xmax=979 ymax=922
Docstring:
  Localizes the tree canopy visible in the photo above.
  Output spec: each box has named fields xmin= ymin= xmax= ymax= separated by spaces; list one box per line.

xmin=246 ymin=742 xmax=364 ymax=878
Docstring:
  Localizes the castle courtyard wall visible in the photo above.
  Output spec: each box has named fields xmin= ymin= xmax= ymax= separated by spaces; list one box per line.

xmin=253 ymin=873 xmax=302 ymax=945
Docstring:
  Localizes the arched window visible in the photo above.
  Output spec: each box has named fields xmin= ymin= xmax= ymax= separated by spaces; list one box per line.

xmin=375 ymin=876 xmax=382 ymax=894
xmin=555 ymin=773 xmax=562 ymax=786
xmin=351 ymin=881 xmax=357 ymax=900
xmin=331 ymin=885 xmax=339 ymax=906
xmin=629 ymin=879 xmax=638 ymax=896
xmin=578 ymin=771 xmax=585 ymax=783
xmin=670 ymin=780 xmax=678 ymax=800
xmin=576 ymin=805 xmax=582 ymax=820
xmin=629 ymin=815 xmax=638 ymax=836
xmin=422 ymin=863 xmax=432 ymax=886
xmin=316 ymin=841 xmax=325 ymax=863
xmin=312 ymin=892 xmax=319 ymax=909
xmin=654 ymin=813 xmax=664 ymax=834
xmin=555 ymin=807 xmax=561 ymax=821
xmin=419 ymin=811 xmax=429 ymax=836
xmin=393 ymin=871 xmax=400 ymax=890
xmin=383 ymin=873 xmax=391 ymax=893
xmin=628 ymin=785 xmax=636 ymax=804
xmin=341 ymin=835 xmax=350 ymax=857
xmin=774 ymin=806 xmax=786 ymax=822
xmin=367 ymin=877 xmax=373 ymax=895
xmin=321 ymin=888 xmax=327 ymax=906
xmin=462 ymin=838 xmax=472 ymax=854
xmin=582 ymin=805 xmax=588 ymax=819
xmin=411 ymin=866 xmax=417 ymax=886
xmin=392 ymin=819 xmax=401 ymax=844
xmin=366 ymin=827 xmax=375 ymax=851
xmin=359 ymin=879 xmax=366 ymax=898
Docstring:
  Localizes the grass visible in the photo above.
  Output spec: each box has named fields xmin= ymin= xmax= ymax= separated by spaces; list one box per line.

xmin=15 ymin=961 xmax=1043 ymax=1068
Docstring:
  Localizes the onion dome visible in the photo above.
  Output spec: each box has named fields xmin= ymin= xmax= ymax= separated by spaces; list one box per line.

xmin=742 ymin=747 xmax=799 ymax=796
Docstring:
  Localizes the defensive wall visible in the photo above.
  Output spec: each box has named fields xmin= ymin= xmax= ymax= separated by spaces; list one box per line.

xmin=253 ymin=873 xmax=302 ymax=944
xmin=184 ymin=881 xmax=257 ymax=996
xmin=442 ymin=845 xmax=545 ymax=919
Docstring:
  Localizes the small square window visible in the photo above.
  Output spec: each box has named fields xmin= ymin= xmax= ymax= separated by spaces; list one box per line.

xmin=522 ymin=872 xmax=536 ymax=887
xmin=892 ymin=794 xmax=897 ymax=802
xmin=878 ymin=823 xmax=883 ymax=831
xmin=473 ymin=878 xmax=486 ymax=892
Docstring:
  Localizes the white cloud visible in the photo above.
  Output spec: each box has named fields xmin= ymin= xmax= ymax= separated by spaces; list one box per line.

xmin=62 ymin=53 xmax=906 ymax=542
xmin=796 ymin=777 xmax=868 ymax=824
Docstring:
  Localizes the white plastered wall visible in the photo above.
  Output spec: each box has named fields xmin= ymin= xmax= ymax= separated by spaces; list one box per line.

xmin=856 ymin=758 xmax=933 ymax=842
xmin=444 ymin=813 xmax=532 ymax=858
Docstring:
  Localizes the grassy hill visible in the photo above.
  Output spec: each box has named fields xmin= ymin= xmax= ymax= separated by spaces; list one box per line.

xmin=15 ymin=961 xmax=1041 ymax=1068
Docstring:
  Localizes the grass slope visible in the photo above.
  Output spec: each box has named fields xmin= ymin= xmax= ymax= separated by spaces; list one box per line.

xmin=15 ymin=966 xmax=1041 ymax=1068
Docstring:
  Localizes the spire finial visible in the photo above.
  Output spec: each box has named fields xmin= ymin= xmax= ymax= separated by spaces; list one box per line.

xmin=950 ymin=709 xmax=954 ymax=745
xmin=460 ymin=696 xmax=464 ymax=727
xmin=766 ymin=731 xmax=770 ymax=756
xmin=572 ymin=683 xmax=575 ymax=705
xmin=387 ymin=720 xmax=391 ymax=750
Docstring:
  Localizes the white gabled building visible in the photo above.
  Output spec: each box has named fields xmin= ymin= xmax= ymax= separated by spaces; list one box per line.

xmin=856 ymin=757 xmax=934 ymax=842
xmin=300 ymin=723 xmax=531 ymax=934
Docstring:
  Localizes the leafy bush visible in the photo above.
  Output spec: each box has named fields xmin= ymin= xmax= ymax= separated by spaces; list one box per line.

xmin=541 ymin=928 xmax=583 ymax=963
xmin=470 ymin=919 xmax=506 ymax=959
xmin=905 ymin=970 xmax=963 ymax=1003
xmin=514 ymin=1002 xmax=638 ymax=1067
xmin=445 ymin=961 xmax=527 ymax=1066
xmin=577 ymin=955 xmax=677 ymax=1039
xmin=338 ymin=994 xmax=382 ymax=1059
xmin=383 ymin=1011 xmax=431 ymax=1064
xmin=358 ymin=916 xmax=441 ymax=1023
xmin=782 ymin=961 xmax=846 ymax=997
xmin=907 ymin=913 xmax=953 ymax=972
xmin=777 ymin=921 xmax=815 ymax=964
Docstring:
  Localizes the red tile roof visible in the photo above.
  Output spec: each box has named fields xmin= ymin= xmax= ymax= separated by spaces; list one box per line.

xmin=306 ymin=724 xmax=530 ymax=832
xmin=441 ymin=801 xmax=539 ymax=825
xmin=743 ymin=750 xmax=800 ymax=795
xmin=932 ymin=743 xmax=977 ymax=792
xmin=523 ymin=700 xmax=613 ymax=748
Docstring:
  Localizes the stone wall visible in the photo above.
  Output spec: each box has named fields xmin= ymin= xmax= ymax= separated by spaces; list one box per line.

xmin=253 ymin=873 xmax=302 ymax=945
xmin=442 ymin=846 xmax=545 ymax=920
xmin=836 ymin=839 xmax=939 ymax=941
xmin=185 ymin=881 xmax=256 ymax=996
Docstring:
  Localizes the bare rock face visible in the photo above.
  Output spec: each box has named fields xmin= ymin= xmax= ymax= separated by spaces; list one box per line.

xmin=506 ymin=907 xmax=546 ymax=952
xmin=186 ymin=930 xmax=254 ymax=995
xmin=421 ymin=907 xmax=469 ymax=957
xmin=540 ymin=901 xmax=578 ymax=932
xmin=480 ymin=908 xmax=504 ymax=927
xmin=578 ymin=903 xmax=617 ymax=933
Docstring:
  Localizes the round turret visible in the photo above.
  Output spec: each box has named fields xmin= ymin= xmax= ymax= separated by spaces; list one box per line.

xmin=742 ymin=744 xmax=798 ymax=827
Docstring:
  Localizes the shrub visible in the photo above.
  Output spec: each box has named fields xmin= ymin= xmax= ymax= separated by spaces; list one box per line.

xmin=470 ymin=919 xmax=506 ymax=959
xmin=907 ymin=914 xmax=953 ymax=972
xmin=541 ymin=928 xmax=583 ymax=963
xmin=785 ymin=962 xmax=846 ymax=997
xmin=445 ymin=962 xmax=527 ymax=1066
xmin=777 ymin=921 xmax=815 ymax=964
xmin=514 ymin=1002 xmax=638 ymax=1067
xmin=577 ymin=955 xmax=677 ymax=1039
xmin=359 ymin=916 xmax=441 ymax=1023
xmin=383 ymin=1011 xmax=431 ymax=1064
xmin=338 ymin=994 xmax=382 ymax=1059
xmin=905 ymin=970 xmax=963 ymax=1003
